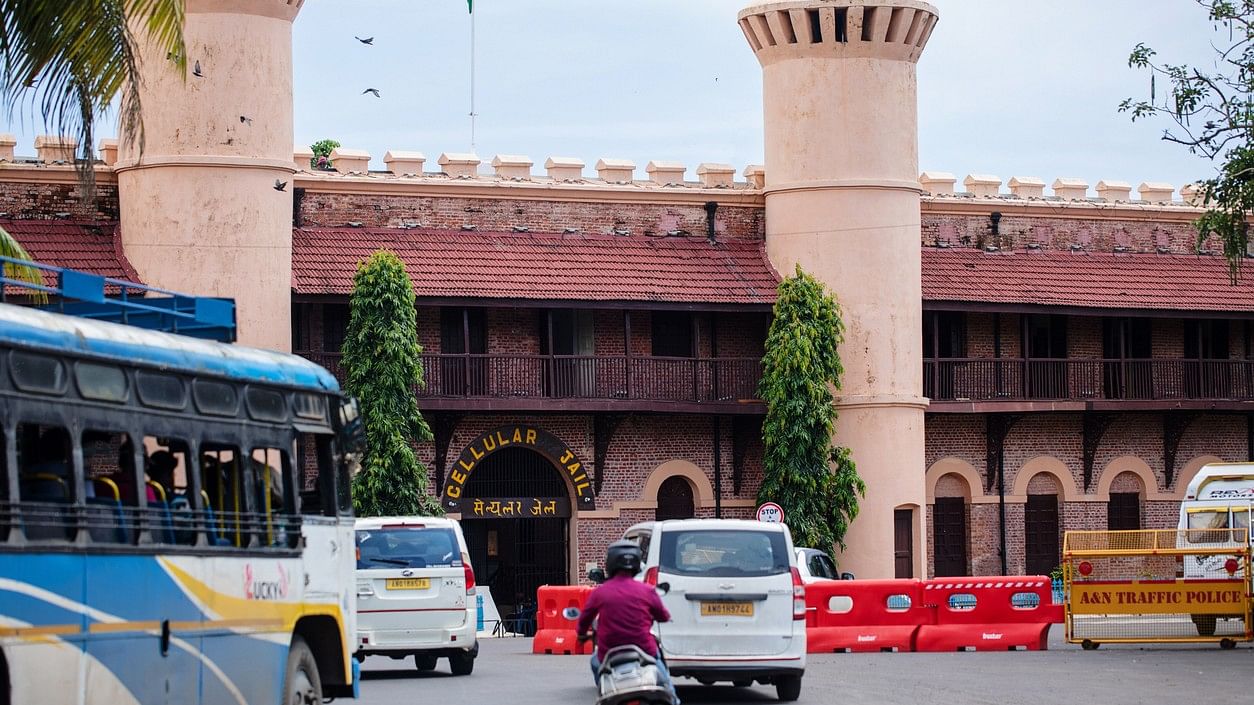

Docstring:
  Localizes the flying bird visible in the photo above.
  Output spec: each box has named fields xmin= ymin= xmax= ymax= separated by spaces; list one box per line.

xmin=192 ymin=60 xmax=203 ymax=77
xmin=362 ymin=88 xmax=381 ymax=97
xmin=355 ymin=36 xmax=374 ymax=45
xmin=273 ymin=179 xmax=287 ymax=192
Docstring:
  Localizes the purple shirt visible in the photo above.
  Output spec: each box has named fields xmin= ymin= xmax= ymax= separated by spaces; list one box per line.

xmin=576 ymin=574 xmax=671 ymax=660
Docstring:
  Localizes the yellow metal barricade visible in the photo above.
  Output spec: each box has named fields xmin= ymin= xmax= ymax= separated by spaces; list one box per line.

xmin=1063 ymin=529 xmax=1252 ymax=649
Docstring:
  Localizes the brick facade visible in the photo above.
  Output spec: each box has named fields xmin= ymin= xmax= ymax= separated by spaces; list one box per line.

xmin=920 ymin=207 xmax=1223 ymax=255
xmin=296 ymin=190 xmax=765 ymax=241
xmin=296 ymin=289 xmax=1251 ymax=582
xmin=925 ymin=412 xmax=1247 ymax=577
xmin=0 ymin=180 xmax=118 ymax=221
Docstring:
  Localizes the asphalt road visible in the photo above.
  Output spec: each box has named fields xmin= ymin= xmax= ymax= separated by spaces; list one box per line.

xmin=355 ymin=631 xmax=1252 ymax=705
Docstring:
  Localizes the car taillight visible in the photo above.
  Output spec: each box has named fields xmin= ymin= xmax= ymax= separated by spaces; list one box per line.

xmin=791 ymin=567 xmax=806 ymax=620
xmin=644 ymin=567 xmax=658 ymax=586
xmin=462 ymin=553 xmax=476 ymax=595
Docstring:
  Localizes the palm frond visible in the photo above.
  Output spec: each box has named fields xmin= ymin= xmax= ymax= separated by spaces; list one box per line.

xmin=0 ymin=0 xmax=186 ymax=198
xmin=0 ymin=224 xmax=47 ymax=303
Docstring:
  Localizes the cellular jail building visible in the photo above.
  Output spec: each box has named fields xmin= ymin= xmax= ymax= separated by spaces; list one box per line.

xmin=2 ymin=0 xmax=1252 ymax=613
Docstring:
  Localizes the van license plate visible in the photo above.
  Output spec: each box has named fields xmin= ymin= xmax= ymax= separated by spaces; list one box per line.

xmin=701 ymin=602 xmax=753 ymax=617
xmin=385 ymin=578 xmax=430 ymax=590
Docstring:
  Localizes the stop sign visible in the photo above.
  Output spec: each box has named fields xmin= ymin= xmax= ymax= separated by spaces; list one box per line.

xmin=756 ymin=502 xmax=784 ymax=523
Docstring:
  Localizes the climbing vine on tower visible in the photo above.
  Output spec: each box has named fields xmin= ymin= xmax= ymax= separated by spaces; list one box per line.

xmin=757 ymin=265 xmax=865 ymax=550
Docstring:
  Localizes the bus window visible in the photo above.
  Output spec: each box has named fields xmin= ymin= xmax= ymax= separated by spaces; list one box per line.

xmin=16 ymin=423 xmax=75 ymax=540
xmin=74 ymin=362 xmax=129 ymax=403
xmin=1234 ymin=508 xmax=1250 ymax=533
xmin=245 ymin=386 xmax=288 ymax=422
xmin=144 ymin=437 xmax=196 ymax=546
xmin=9 ymin=351 xmax=68 ymax=395
xmin=296 ymin=433 xmax=335 ymax=517
xmin=135 ymin=371 xmax=187 ymax=411
xmin=81 ymin=430 xmax=136 ymax=544
xmin=251 ymin=447 xmax=293 ymax=547
xmin=202 ymin=444 xmax=247 ymax=547
xmin=192 ymin=379 xmax=239 ymax=416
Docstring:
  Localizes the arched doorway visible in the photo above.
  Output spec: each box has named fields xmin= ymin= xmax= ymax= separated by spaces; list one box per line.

xmin=1024 ymin=473 xmax=1061 ymax=576
xmin=655 ymin=476 xmax=695 ymax=520
xmin=932 ymin=472 xmax=971 ymax=577
xmin=459 ymin=446 xmax=571 ymax=623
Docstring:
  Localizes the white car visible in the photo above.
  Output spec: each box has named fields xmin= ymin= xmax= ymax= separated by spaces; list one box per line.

xmin=354 ymin=516 xmax=478 ymax=675
xmin=794 ymin=547 xmax=853 ymax=584
xmin=621 ymin=519 xmax=806 ymax=701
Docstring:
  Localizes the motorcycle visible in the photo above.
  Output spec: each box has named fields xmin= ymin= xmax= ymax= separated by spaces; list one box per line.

xmin=563 ymin=597 xmax=678 ymax=705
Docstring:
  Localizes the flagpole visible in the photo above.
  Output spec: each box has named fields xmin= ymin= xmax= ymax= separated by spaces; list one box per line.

xmin=469 ymin=1 xmax=476 ymax=153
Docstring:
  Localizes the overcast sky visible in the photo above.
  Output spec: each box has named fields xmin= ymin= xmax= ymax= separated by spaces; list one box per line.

xmin=3 ymin=1 xmax=1229 ymax=191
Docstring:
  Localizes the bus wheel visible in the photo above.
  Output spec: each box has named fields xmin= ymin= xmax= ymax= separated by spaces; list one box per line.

xmin=1219 ymin=639 xmax=1236 ymax=650
xmin=1080 ymin=640 xmax=1099 ymax=651
xmin=284 ymin=636 xmax=322 ymax=705
xmin=1192 ymin=616 xmax=1217 ymax=637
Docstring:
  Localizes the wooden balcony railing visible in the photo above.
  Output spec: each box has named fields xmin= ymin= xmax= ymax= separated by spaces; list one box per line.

xmin=924 ymin=358 xmax=1254 ymax=403
xmin=298 ymin=352 xmax=763 ymax=405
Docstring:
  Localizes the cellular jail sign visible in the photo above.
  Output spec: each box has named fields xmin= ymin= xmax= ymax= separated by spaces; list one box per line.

xmin=1070 ymin=580 xmax=1246 ymax=616
xmin=441 ymin=425 xmax=596 ymax=510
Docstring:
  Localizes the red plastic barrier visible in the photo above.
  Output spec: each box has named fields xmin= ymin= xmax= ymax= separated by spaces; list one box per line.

xmin=914 ymin=576 xmax=1056 ymax=652
xmin=805 ymin=579 xmax=926 ymax=653
xmin=535 ymin=585 xmax=593 ymax=632
xmin=532 ymin=585 xmax=593 ymax=655
xmin=532 ymin=628 xmax=593 ymax=655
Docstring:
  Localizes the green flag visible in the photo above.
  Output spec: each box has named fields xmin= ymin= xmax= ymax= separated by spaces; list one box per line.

xmin=467 ymin=0 xmax=473 ymax=12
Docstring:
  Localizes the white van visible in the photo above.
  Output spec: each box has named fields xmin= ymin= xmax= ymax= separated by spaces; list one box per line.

xmin=620 ymin=519 xmax=806 ymax=702
xmin=1175 ymin=463 xmax=1252 ymax=636
xmin=354 ymin=517 xmax=478 ymax=675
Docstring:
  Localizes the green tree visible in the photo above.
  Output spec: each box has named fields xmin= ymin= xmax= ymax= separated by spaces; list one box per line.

xmin=0 ymin=228 xmax=43 ymax=294
xmin=1 ymin=0 xmax=187 ymax=188
xmin=1120 ymin=0 xmax=1254 ymax=280
xmin=757 ymin=265 xmax=865 ymax=550
xmin=342 ymin=250 xmax=441 ymax=517
xmin=1 ymin=1 xmax=186 ymax=289
xmin=310 ymin=138 xmax=340 ymax=170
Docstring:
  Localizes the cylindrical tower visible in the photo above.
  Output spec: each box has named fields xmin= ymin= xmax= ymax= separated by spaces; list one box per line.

xmin=116 ymin=0 xmax=303 ymax=351
xmin=740 ymin=1 xmax=938 ymax=578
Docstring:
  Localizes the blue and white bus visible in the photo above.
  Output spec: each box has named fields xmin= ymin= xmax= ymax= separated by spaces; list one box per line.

xmin=0 ymin=300 xmax=361 ymax=704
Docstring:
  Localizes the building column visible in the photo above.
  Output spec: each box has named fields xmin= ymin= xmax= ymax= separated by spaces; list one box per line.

xmin=740 ymin=1 xmax=938 ymax=578
xmin=115 ymin=0 xmax=302 ymax=351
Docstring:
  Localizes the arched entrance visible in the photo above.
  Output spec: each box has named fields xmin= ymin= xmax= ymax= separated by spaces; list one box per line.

xmin=460 ymin=447 xmax=570 ymax=622
xmin=444 ymin=424 xmax=591 ymax=628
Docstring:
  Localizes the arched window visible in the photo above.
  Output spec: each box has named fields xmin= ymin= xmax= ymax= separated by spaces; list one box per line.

xmin=656 ymin=476 xmax=695 ymax=521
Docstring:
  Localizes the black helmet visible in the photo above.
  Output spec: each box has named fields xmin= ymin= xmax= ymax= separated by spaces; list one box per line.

xmin=605 ymin=540 xmax=643 ymax=577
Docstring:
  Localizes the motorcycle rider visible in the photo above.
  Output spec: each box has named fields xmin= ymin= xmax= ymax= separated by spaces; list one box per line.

xmin=577 ymin=540 xmax=679 ymax=703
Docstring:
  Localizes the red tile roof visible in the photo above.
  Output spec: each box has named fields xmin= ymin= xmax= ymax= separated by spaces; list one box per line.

xmin=922 ymin=247 xmax=1254 ymax=313
xmin=1 ymin=219 xmax=140 ymax=288
xmin=292 ymin=227 xmax=780 ymax=305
